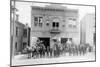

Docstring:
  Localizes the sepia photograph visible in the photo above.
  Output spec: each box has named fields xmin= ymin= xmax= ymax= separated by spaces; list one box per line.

xmin=10 ymin=0 xmax=96 ymax=66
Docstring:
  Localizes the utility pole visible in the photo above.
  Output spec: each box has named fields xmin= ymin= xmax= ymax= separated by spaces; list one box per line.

xmin=11 ymin=0 xmax=16 ymax=58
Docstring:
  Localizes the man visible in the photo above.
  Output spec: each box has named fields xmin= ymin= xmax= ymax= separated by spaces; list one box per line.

xmin=26 ymin=46 xmax=32 ymax=59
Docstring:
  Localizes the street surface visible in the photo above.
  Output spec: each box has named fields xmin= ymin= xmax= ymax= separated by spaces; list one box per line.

xmin=12 ymin=52 xmax=95 ymax=66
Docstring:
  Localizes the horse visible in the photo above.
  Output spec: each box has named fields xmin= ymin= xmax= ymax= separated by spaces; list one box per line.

xmin=78 ymin=44 xmax=87 ymax=55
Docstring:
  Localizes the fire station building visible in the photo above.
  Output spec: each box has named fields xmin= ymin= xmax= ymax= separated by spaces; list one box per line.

xmin=31 ymin=4 xmax=80 ymax=49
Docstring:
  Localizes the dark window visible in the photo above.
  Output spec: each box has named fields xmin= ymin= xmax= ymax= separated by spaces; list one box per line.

xmin=34 ymin=17 xmax=43 ymax=27
xmin=63 ymin=20 xmax=65 ymax=22
xmin=69 ymin=24 xmax=71 ymax=27
xmin=23 ymin=42 xmax=27 ymax=49
xmin=69 ymin=38 xmax=72 ymax=41
xmin=69 ymin=18 xmax=76 ymax=21
xmin=62 ymin=25 xmax=65 ymax=27
xmin=61 ymin=38 xmax=68 ymax=44
xmin=16 ymin=27 xmax=18 ymax=37
xmin=39 ymin=23 xmax=42 ymax=27
xmin=34 ymin=23 xmax=37 ymax=26
xmin=23 ymin=29 xmax=27 ymax=37
xmin=73 ymin=18 xmax=76 ymax=21
xmin=34 ymin=17 xmax=38 ymax=26
xmin=34 ymin=17 xmax=38 ymax=21
xmin=15 ymin=42 xmax=17 ymax=50
xmin=56 ymin=22 xmax=59 ymax=27
xmin=46 ymin=23 xmax=49 ymax=26
xmin=69 ymin=18 xmax=72 ymax=20
xmin=39 ymin=17 xmax=42 ymax=22
xmin=39 ymin=17 xmax=43 ymax=27
xmin=52 ymin=22 xmax=59 ymax=28
xmin=52 ymin=22 xmax=55 ymax=27
xmin=73 ymin=25 xmax=76 ymax=28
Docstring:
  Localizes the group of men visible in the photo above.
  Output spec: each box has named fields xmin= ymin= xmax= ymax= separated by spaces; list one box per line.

xmin=23 ymin=39 xmax=93 ymax=59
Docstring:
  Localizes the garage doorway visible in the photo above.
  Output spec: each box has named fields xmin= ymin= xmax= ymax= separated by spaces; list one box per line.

xmin=39 ymin=37 xmax=50 ymax=50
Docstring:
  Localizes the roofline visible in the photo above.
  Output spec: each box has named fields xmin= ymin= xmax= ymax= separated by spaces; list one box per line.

xmin=15 ymin=21 xmax=25 ymax=26
xmin=31 ymin=6 xmax=78 ymax=13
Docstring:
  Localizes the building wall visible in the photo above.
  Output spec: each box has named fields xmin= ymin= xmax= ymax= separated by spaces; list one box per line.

xmin=80 ymin=16 xmax=86 ymax=44
xmin=31 ymin=5 xmax=80 ymax=47
xmin=12 ymin=21 xmax=25 ymax=55
xmin=80 ymin=14 xmax=95 ymax=46
xmin=31 ymin=7 xmax=78 ymax=32
xmin=22 ymin=24 xmax=30 ymax=49
xmin=12 ymin=20 xmax=30 ymax=56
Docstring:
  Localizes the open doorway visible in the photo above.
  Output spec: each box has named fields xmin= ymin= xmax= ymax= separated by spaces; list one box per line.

xmin=22 ymin=42 xmax=27 ymax=49
xmin=39 ymin=37 xmax=50 ymax=50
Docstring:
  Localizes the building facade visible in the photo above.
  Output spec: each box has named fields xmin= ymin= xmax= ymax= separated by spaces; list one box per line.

xmin=80 ymin=14 xmax=95 ymax=46
xmin=11 ymin=15 xmax=30 ymax=56
xmin=22 ymin=23 xmax=30 ymax=50
xmin=31 ymin=5 xmax=80 ymax=49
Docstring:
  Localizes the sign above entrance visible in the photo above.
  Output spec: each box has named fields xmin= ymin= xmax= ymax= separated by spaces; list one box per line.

xmin=49 ymin=29 xmax=61 ymax=34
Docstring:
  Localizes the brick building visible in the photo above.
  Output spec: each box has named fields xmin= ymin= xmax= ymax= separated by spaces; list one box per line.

xmin=31 ymin=4 xmax=80 ymax=49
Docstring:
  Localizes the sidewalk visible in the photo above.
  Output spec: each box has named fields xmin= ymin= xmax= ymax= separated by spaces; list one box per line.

xmin=12 ymin=52 xmax=95 ymax=66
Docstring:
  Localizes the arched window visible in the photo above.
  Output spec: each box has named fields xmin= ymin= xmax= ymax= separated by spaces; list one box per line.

xmin=52 ymin=17 xmax=60 ymax=28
